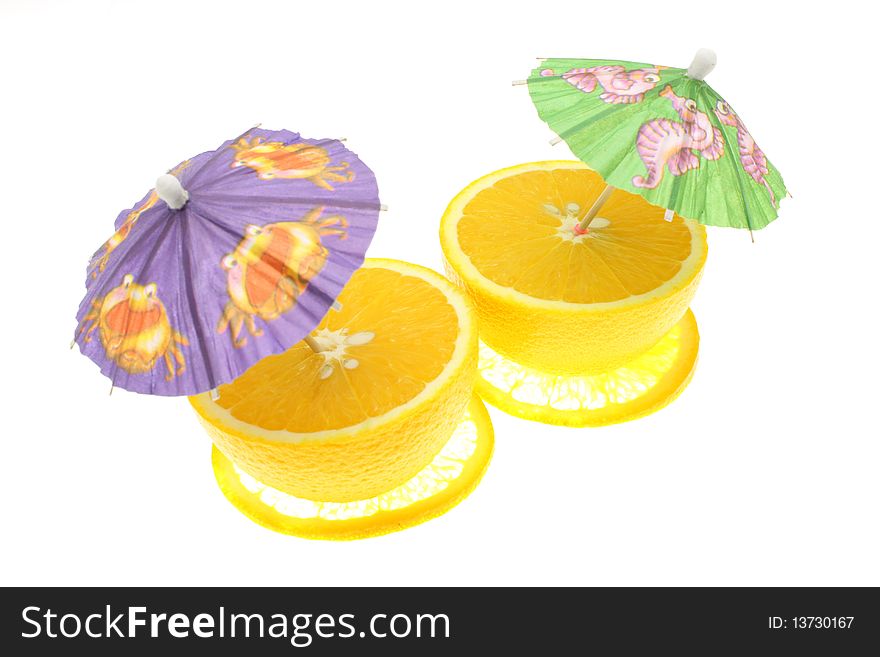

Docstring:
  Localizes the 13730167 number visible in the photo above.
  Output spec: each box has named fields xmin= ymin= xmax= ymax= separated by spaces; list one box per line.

xmin=783 ymin=617 xmax=854 ymax=629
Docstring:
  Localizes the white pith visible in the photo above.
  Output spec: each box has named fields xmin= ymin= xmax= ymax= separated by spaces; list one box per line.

xmin=545 ymin=200 xmax=611 ymax=243
xmin=313 ymin=328 xmax=376 ymax=379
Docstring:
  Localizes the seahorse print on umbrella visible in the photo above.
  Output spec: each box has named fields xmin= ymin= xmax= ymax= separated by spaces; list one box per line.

xmin=549 ymin=65 xmax=664 ymax=104
xmin=714 ymin=100 xmax=777 ymax=207
xmin=230 ymin=136 xmax=355 ymax=190
xmin=77 ymin=274 xmax=189 ymax=381
xmin=217 ymin=206 xmax=348 ymax=348
xmin=88 ymin=160 xmax=190 ymax=278
xmin=632 ymin=85 xmax=725 ymax=189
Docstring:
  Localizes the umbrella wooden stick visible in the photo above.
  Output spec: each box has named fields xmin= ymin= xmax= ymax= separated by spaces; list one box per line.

xmin=212 ymin=323 xmax=336 ymax=399
xmin=303 ymin=335 xmax=323 ymax=353
xmin=302 ymin=300 xmax=343 ymax=353
xmin=578 ymin=185 xmax=615 ymax=233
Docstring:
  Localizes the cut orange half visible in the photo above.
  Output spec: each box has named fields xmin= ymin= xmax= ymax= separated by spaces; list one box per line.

xmin=440 ymin=161 xmax=706 ymax=425
xmin=441 ymin=161 xmax=706 ymax=375
xmin=190 ymin=259 xmax=480 ymax=505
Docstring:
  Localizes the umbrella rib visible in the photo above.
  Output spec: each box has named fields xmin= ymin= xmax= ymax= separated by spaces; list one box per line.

xmin=192 ymin=196 xmax=378 ymax=233
xmin=188 ymin=198 xmax=373 ymax=260
xmin=199 ymin=193 xmax=383 ymax=211
xmin=178 ymin=213 xmax=218 ymax=389
xmin=110 ymin=214 xmax=178 ymax=393
xmin=706 ymin=86 xmax=756 ymax=233
xmin=693 ymin=82 xmax=751 ymax=232
xmin=92 ymin=210 xmax=167 ymax=292
xmin=730 ymin=161 xmax=755 ymax=236
xmin=543 ymin=103 xmax=622 ymax=142
xmin=186 ymin=201 xmax=253 ymax=243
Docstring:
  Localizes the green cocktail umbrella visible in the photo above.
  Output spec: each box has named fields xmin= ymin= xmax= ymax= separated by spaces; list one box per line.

xmin=519 ymin=49 xmax=787 ymax=239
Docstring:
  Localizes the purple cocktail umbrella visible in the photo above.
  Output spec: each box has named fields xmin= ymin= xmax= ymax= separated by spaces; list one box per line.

xmin=74 ymin=127 xmax=381 ymax=396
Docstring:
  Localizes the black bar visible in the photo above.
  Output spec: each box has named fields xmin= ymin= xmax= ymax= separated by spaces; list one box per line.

xmin=1 ymin=587 xmax=876 ymax=655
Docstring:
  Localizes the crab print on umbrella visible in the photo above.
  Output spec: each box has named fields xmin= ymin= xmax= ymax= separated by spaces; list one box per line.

xmin=78 ymin=274 xmax=188 ymax=381
xmin=218 ymin=206 xmax=347 ymax=348
xmin=230 ymin=136 xmax=354 ymax=190
xmin=632 ymin=85 xmax=725 ymax=189
xmin=74 ymin=127 xmax=381 ymax=396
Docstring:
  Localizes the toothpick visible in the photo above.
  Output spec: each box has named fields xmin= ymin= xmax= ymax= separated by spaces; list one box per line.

xmin=577 ymin=185 xmax=615 ymax=233
xmin=303 ymin=335 xmax=323 ymax=353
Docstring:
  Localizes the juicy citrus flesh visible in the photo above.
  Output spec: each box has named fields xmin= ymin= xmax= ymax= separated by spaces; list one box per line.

xmin=476 ymin=310 xmax=699 ymax=427
xmin=456 ymin=167 xmax=695 ymax=303
xmin=190 ymin=259 xmax=478 ymax=503
xmin=211 ymin=266 xmax=459 ymax=433
xmin=212 ymin=395 xmax=494 ymax=540
xmin=441 ymin=161 xmax=707 ymax=375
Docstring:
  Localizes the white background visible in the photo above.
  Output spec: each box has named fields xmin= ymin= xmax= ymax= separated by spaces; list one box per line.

xmin=1 ymin=0 xmax=877 ymax=587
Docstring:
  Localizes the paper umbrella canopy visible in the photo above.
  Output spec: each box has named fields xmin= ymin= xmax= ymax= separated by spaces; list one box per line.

xmin=524 ymin=49 xmax=787 ymax=232
xmin=74 ymin=128 xmax=381 ymax=396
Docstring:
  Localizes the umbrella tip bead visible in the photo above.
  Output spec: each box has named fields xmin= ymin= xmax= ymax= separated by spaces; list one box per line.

xmin=687 ymin=48 xmax=717 ymax=80
xmin=156 ymin=173 xmax=189 ymax=210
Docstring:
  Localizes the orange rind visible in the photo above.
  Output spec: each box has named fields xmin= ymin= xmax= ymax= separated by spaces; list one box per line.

xmin=210 ymin=395 xmax=494 ymax=540
xmin=475 ymin=310 xmax=699 ymax=426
